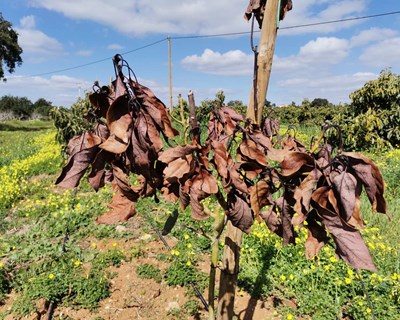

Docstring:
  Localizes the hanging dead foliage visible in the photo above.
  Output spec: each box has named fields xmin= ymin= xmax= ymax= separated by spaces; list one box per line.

xmin=245 ymin=0 xmax=293 ymax=28
xmin=55 ymin=54 xmax=389 ymax=272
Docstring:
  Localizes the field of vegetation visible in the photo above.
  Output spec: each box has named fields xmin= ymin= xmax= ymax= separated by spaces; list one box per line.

xmin=0 ymin=115 xmax=399 ymax=319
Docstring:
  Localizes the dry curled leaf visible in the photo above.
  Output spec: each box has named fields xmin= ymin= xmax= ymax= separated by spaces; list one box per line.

xmin=227 ymin=191 xmax=254 ymax=234
xmin=56 ymin=132 xmax=102 ymax=188
xmin=311 ymin=186 xmax=377 ymax=272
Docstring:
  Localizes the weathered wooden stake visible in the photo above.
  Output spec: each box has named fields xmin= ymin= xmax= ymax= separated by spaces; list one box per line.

xmin=247 ymin=0 xmax=280 ymax=125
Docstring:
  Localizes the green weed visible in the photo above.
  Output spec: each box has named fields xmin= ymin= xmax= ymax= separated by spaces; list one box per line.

xmin=136 ymin=263 xmax=162 ymax=283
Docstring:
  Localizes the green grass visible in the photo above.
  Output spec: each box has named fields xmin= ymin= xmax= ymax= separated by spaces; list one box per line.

xmin=0 ymin=120 xmax=399 ymax=319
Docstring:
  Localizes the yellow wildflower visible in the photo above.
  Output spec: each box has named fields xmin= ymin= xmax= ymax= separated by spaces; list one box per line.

xmin=329 ymin=256 xmax=338 ymax=263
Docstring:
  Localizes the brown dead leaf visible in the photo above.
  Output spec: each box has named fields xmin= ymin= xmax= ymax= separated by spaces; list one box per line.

xmin=106 ymin=95 xmax=132 ymax=145
xmin=96 ymin=182 xmax=136 ymax=224
xmin=249 ymin=180 xmax=273 ymax=218
xmin=227 ymin=191 xmax=254 ymax=234
xmin=343 ymin=152 xmax=387 ymax=214
xmin=111 ymin=163 xmax=141 ymax=202
xmin=56 ymin=132 xmax=102 ymax=188
xmin=88 ymin=150 xmax=114 ymax=191
xmin=163 ymin=154 xmax=195 ymax=183
xmin=262 ymin=117 xmax=280 ymax=138
xmin=311 ymin=186 xmax=377 ymax=272
xmin=331 ymin=171 xmax=357 ymax=222
xmin=260 ymin=206 xmax=282 ymax=237
xmin=293 ymin=168 xmax=322 ymax=226
xmin=89 ymin=91 xmax=110 ymax=118
xmin=211 ymin=140 xmax=229 ymax=179
xmin=238 ymin=138 xmax=268 ymax=167
xmin=130 ymin=80 xmax=179 ymax=138
xmin=158 ymin=144 xmax=200 ymax=164
xmin=280 ymin=151 xmax=314 ymax=177
xmin=304 ymin=213 xmax=329 ymax=259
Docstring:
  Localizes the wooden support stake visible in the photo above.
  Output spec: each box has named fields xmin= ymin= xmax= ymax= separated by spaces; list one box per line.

xmin=247 ymin=0 xmax=280 ymax=125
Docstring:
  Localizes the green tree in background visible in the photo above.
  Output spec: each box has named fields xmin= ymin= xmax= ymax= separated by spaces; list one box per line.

xmin=33 ymin=98 xmax=53 ymax=117
xmin=333 ymin=69 xmax=400 ymax=150
xmin=0 ymin=13 xmax=23 ymax=81
xmin=0 ymin=95 xmax=33 ymax=119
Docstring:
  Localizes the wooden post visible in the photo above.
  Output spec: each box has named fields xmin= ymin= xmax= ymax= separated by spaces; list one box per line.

xmin=168 ymin=36 xmax=173 ymax=111
xmin=247 ymin=0 xmax=280 ymax=125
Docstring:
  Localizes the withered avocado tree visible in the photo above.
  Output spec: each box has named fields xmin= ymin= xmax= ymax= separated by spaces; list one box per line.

xmin=55 ymin=54 xmax=388 ymax=318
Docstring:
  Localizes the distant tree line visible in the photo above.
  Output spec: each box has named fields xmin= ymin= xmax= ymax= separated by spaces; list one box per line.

xmin=267 ymin=98 xmax=348 ymax=126
xmin=266 ymin=69 xmax=400 ymax=150
xmin=0 ymin=95 xmax=53 ymax=120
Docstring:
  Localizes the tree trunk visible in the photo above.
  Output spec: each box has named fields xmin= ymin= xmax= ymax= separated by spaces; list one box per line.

xmin=217 ymin=221 xmax=243 ymax=320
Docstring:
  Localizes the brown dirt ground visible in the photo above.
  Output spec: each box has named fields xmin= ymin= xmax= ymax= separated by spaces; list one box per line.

xmin=0 ymin=217 xmax=280 ymax=320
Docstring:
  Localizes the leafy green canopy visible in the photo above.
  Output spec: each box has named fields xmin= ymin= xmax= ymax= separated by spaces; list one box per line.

xmin=0 ymin=13 xmax=23 ymax=80
xmin=334 ymin=70 xmax=400 ymax=150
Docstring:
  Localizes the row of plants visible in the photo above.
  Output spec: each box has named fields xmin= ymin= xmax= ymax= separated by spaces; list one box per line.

xmin=271 ymin=70 xmax=400 ymax=151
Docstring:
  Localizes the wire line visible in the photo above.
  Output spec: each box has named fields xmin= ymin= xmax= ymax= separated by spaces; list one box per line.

xmin=281 ymin=10 xmax=400 ymax=30
xmin=171 ymin=10 xmax=400 ymax=39
xmin=28 ymin=38 xmax=167 ymax=77
xmin=12 ymin=10 xmax=400 ymax=78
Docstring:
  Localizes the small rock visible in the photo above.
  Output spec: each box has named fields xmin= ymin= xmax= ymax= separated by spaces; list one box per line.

xmin=115 ymin=225 xmax=128 ymax=233
xmin=165 ymin=301 xmax=180 ymax=313
xmin=139 ymin=233 xmax=152 ymax=241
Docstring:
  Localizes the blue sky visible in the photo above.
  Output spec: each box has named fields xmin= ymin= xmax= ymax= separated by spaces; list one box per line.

xmin=1 ymin=0 xmax=400 ymax=108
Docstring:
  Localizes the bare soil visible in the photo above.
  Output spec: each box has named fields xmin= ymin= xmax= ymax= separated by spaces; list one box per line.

xmin=0 ymin=217 xmax=278 ymax=320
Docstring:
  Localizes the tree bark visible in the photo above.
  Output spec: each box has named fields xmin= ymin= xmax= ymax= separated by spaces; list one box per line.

xmin=217 ymin=221 xmax=243 ymax=320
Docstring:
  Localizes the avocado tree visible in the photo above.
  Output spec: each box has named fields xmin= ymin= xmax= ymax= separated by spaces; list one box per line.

xmin=334 ymin=70 xmax=400 ymax=150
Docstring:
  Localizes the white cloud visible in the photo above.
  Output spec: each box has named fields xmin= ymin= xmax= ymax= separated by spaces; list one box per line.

xmin=350 ymin=28 xmax=398 ymax=47
xmin=298 ymin=37 xmax=349 ymax=63
xmin=20 ymin=15 xmax=36 ymax=29
xmin=274 ymin=37 xmax=349 ymax=74
xmin=279 ymin=0 xmax=367 ymax=35
xmin=76 ymin=50 xmax=93 ymax=57
xmin=30 ymin=0 xmax=247 ymax=36
xmin=29 ymin=0 xmax=367 ymax=37
xmin=182 ymin=49 xmax=253 ymax=76
xmin=181 ymin=37 xmax=349 ymax=77
xmin=107 ymin=44 xmax=125 ymax=50
xmin=16 ymin=16 xmax=63 ymax=60
xmin=360 ymin=37 xmax=400 ymax=68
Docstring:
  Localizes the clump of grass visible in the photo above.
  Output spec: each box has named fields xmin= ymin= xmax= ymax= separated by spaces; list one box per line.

xmin=136 ymin=263 xmax=162 ymax=283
